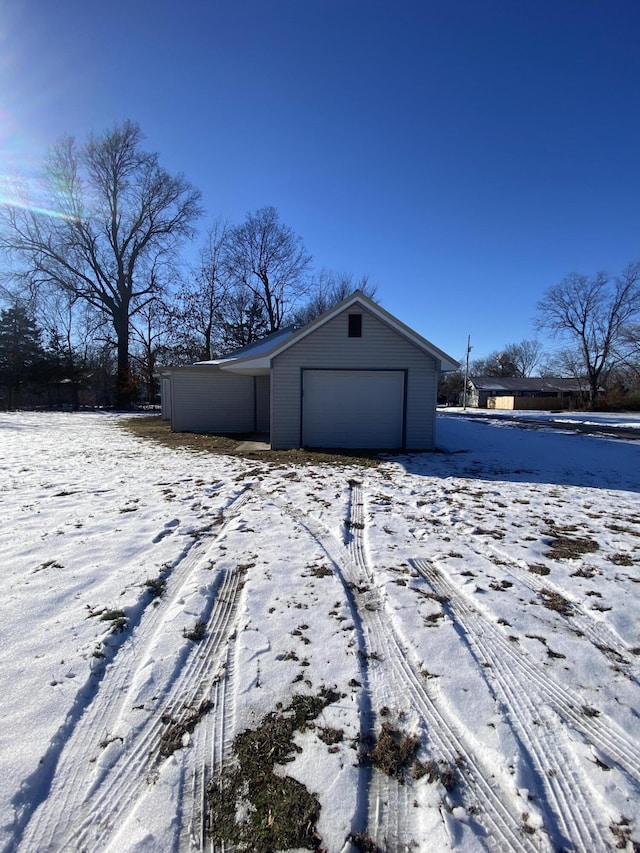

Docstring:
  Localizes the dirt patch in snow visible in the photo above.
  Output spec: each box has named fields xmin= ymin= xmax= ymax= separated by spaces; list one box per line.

xmin=121 ymin=415 xmax=389 ymax=467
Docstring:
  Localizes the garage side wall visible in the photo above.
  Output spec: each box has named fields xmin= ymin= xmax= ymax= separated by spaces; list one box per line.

xmin=161 ymin=376 xmax=172 ymax=421
xmin=270 ymin=306 xmax=437 ymax=449
xmin=256 ymin=375 xmax=270 ymax=433
xmin=170 ymin=368 xmax=255 ymax=433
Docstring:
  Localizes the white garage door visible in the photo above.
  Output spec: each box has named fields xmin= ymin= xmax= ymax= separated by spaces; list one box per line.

xmin=302 ymin=370 xmax=405 ymax=448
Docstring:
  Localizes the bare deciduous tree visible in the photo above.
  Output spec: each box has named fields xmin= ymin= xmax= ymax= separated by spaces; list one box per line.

xmin=0 ymin=120 xmax=202 ymax=407
xmin=219 ymin=287 xmax=270 ymax=351
xmin=615 ymin=322 xmax=640 ymax=381
xmin=175 ymin=219 xmax=230 ymax=360
xmin=224 ymin=206 xmax=312 ymax=333
xmin=501 ymin=339 xmax=544 ymax=377
xmin=130 ymin=296 xmax=176 ymax=403
xmin=471 ymin=339 xmax=545 ymax=378
xmin=291 ymin=269 xmax=378 ymax=326
xmin=536 ymin=263 xmax=640 ymax=406
xmin=470 ymin=350 xmax=518 ymax=377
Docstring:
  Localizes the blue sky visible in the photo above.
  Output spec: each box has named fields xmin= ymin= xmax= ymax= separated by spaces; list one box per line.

xmin=2 ymin=0 xmax=640 ymax=363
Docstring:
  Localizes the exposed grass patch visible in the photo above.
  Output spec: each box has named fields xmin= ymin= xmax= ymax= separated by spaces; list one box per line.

xmin=317 ymin=726 xmax=344 ymax=746
xmin=545 ymin=532 xmax=600 ymax=560
xmin=351 ymin=832 xmax=380 ymax=852
xmin=98 ymin=608 xmax=128 ymax=633
xmin=34 ymin=559 xmax=64 ymax=572
xmin=489 ymin=580 xmax=513 ymax=591
xmin=594 ymin=643 xmax=629 ymax=665
xmin=370 ymin=722 xmax=420 ymax=782
xmin=417 ymin=590 xmax=449 ymax=604
xmin=528 ymin=563 xmax=550 ymax=576
xmin=472 ymin=527 xmax=505 ymax=540
xmin=144 ymin=574 xmax=167 ymax=598
xmin=414 ymin=757 xmax=459 ymax=791
xmin=608 ymin=553 xmax=635 ymax=566
xmin=570 ymin=566 xmax=597 ymax=579
xmin=206 ymin=688 xmax=341 ymax=851
xmin=160 ymin=699 xmax=214 ymax=757
xmin=609 ymin=817 xmax=637 ymax=850
xmin=539 ymin=589 xmax=574 ymax=616
xmin=547 ymin=647 xmax=566 ymax=660
xmin=306 ymin=563 xmax=334 ymax=578
xmin=183 ymin=619 xmax=206 ymax=642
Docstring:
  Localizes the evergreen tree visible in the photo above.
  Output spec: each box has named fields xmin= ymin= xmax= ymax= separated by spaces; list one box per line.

xmin=0 ymin=306 xmax=47 ymax=408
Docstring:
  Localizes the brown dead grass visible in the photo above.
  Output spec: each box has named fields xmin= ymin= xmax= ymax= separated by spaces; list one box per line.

xmin=370 ymin=722 xmax=421 ymax=782
xmin=120 ymin=415 xmax=386 ymax=468
xmin=545 ymin=533 xmax=600 ymax=561
xmin=206 ymin=688 xmax=341 ymax=851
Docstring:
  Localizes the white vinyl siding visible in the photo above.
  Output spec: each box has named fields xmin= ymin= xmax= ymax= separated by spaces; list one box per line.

xmin=255 ymin=375 xmax=270 ymax=433
xmin=302 ymin=370 xmax=404 ymax=448
xmin=271 ymin=304 xmax=437 ymax=450
xmin=170 ymin=368 xmax=255 ymax=433
xmin=161 ymin=376 xmax=172 ymax=421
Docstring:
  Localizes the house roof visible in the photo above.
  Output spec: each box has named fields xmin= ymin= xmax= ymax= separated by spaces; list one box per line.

xmin=219 ymin=290 xmax=460 ymax=374
xmin=469 ymin=376 xmax=584 ymax=393
xmin=194 ymin=326 xmax=298 ymax=367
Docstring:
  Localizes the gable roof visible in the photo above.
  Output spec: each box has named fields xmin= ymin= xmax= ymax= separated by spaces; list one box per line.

xmin=194 ymin=325 xmax=298 ymax=366
xmin=220 ymin=290 xmax=459 ymax=374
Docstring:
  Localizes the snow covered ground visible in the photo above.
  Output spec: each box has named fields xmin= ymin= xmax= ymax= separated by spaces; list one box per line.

xmin=1 ymin=409 xmax=639 ymax=853
xmin=444 ymin=406 xmax=640 ymax=429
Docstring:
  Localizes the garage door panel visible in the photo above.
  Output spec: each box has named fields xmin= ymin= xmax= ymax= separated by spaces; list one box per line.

xmin=302 ymin=370 xmax=404 ymax=448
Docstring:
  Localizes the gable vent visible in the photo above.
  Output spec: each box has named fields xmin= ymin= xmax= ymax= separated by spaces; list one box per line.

xmin=348 ymin=313 xmax=362 ymax=337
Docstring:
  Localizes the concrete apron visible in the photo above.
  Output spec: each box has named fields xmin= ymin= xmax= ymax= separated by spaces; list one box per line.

xmin=235 ymin=439 xmax=271 ymax=452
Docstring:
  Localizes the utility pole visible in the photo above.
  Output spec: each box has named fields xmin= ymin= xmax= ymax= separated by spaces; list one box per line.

xmin=462 ymin=335 xmax=472 ymax=410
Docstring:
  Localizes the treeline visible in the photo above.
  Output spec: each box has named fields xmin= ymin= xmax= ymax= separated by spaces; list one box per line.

xmin=1 ymin=120 xmax=640 ymax=412
xmin=0 ymin=121 xmax=374 ymax=409
xmin=0 ymin=242 xmax=374 ymax=411
xmin=438 ymin=261 xmax=640 ymax=410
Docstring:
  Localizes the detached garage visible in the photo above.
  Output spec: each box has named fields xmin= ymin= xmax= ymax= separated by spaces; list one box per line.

xmin=162 ymin=291 xmax=458 ymax=451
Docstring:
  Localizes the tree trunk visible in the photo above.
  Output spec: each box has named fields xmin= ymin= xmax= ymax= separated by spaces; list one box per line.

xmin=114 ymin=307 xmax=133 ymax=410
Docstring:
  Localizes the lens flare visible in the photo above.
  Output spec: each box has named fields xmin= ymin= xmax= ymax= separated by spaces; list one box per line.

xmin=0 ymin=174 xmax=76 ymax=222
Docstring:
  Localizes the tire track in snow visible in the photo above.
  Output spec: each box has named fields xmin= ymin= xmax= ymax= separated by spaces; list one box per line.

xmin=14 ymin=487 xmax=253 ymax=853
xmin=412 ymin=556 xmax=640 ymax=788
xmin=346 ymin=482 xmax=427 ymax=853
xmin=270 ymin=484 xmax=537 ymax=853
xmin=184 ymin=628 xmax=239 ymax=852
xmin=454 ymin=521 xmax=638 ymax=679
xmin=412 ymin=558 xmax=613 ymax=852
xmin=261 ymin=488 xmax=374 ymax=851
xmin=62 ymin=544 xmax=249 ymax=851
xmin=500 ymin=548 xmax=637 ymax=679
xmin=348 ymin=482 xmax=541 ymax=853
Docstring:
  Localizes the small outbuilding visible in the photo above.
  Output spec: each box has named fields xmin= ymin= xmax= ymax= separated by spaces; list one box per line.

xmin=467 ymin=376 xmax=586 ymax=409
xmin=161 ymin=291 xmax=458 ymax=450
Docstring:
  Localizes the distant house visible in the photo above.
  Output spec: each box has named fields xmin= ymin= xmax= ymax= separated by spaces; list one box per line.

xmin=467 ymin=376 xmax=586 ymax=410
xmin=161 ymin=291 xmax=458 ymax=450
